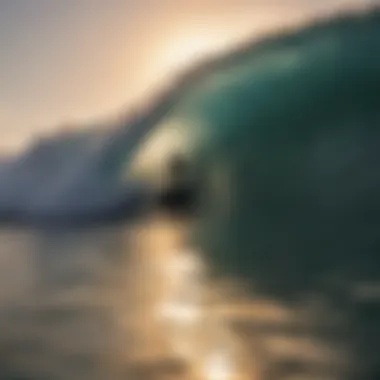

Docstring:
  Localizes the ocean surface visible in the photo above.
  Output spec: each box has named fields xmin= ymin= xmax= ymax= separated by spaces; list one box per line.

xmin=0 ymin=212 xmax=371 ymax=380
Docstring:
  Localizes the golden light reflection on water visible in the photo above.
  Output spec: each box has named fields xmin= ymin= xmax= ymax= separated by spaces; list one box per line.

xmin=129 ymin=214 xmax=246 ymax=380
xmin=0 ymin=214 xmax=354 ymax=379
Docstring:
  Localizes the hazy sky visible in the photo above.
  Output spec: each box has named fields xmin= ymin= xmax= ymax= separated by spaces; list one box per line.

xmin=0 ymin=0 xmax=374 ymax=152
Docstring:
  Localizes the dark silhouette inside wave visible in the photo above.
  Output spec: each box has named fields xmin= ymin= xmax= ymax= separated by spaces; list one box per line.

xmin=157 ymin=155 xmax=198 ymax=215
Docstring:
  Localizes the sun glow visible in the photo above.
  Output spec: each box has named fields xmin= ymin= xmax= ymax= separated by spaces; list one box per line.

xmin=160 ymin=33 xmax=228 ymax=74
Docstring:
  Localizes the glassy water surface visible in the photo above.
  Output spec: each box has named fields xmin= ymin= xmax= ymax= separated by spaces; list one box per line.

xmin=0 ymin=213 xmax=376 ymax=380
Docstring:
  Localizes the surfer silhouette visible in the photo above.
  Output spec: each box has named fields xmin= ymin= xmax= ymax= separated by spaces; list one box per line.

xmin=157 ymin=154 xmax=197 ymax=213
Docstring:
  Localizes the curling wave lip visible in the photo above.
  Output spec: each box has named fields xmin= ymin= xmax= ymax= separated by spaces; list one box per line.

xmin=0 ymin=129 xmax=157 ymax=228
xmin=0 ymin=182 xmax=154 ymax=228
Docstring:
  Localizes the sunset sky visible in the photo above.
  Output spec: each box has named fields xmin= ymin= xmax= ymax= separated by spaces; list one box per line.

xmin=0 ymin=0 xmax=374 ymax=152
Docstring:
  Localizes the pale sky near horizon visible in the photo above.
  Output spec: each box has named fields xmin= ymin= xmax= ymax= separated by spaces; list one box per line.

xmin=0 ymin=0 xmax=374 ymax=152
